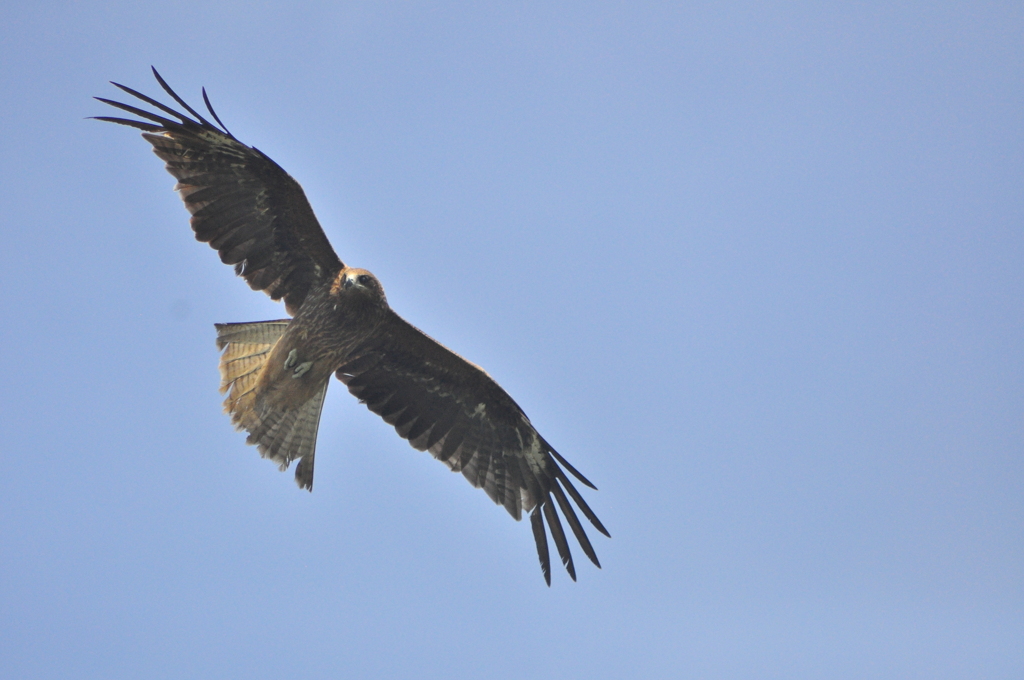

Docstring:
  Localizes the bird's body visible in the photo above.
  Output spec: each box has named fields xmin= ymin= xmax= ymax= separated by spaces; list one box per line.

xmin=95 ymin=69 xmax=608 ymax=584
xmin=249 ymin=269 xmax=387 ymax=430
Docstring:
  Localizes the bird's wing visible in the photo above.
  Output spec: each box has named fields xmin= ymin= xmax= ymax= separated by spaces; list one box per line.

xmin=94 ymin=68 xmax=343 ymax=315
xmin=335 ymin=311 xmax=609 ymax=584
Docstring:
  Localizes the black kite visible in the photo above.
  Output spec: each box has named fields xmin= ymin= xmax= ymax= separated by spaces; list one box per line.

xmin=95 ymin=69 xmax=608 ymax=584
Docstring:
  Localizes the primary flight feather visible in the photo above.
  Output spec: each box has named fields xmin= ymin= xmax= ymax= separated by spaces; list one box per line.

xmin=95 ymin=68 xmax=608 ymax=584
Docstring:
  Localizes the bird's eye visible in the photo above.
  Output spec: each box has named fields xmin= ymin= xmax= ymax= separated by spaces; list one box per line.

xmin=357 ymin=274 xmax=372 ymax=286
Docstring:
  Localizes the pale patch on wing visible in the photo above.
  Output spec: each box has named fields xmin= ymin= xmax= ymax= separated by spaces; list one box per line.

xmin=522 ymin=428 xmax=547 ymax=484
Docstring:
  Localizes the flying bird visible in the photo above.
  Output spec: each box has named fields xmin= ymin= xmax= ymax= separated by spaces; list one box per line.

xmin=94 ymin=68 xmax=608 ymax=584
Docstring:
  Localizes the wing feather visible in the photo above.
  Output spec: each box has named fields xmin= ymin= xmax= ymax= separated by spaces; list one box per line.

xmin=530 ymin=507 xmax=552 ymax=586
xmin=334 ymin=310 xmax=607 ymax=582
xmin=543 ymin=500 xmax=575 ymax=581
xmin=418 ymin=404 xmax=459 ymax=451
xmin=551 ymin=482 xmax=600 ymax=568
xmin=94 ymin=69 xmax=344 ymax=314
xmin=553 ymin=466 xmax=610 ymax=538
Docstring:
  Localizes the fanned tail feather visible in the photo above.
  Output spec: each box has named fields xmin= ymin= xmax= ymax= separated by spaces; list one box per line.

xmin=215 ymin=320 xmax=328 ymax=490
xmin=245 ymin=385 xmax=328 ymax=490
xmin=216 ymin=321 xmax=289 ymax=410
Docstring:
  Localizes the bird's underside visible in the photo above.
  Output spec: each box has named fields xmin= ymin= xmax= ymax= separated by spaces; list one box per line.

xmin=94 ymin=68 xmax=609 ymax=584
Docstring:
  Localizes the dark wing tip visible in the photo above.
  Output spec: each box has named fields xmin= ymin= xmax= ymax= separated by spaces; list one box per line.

xmin=149 ymin=66 xmax=215 ymax=129
xmin=548 ymin=446 xmax=598 ymax=490
xmin=542 ymin=499 xmax=576 ymax=581
xmin=89 ymin=116 xmax=163 ymax=132
xmin=105 ymin=83 xmax=195 ymax=126
xmin=202 ymin=86 xmax=234 ymax=138
xmin=530 ymin=507 xmax=552 ymax=586
xmin=555 ymin=468 xmax=611 ymax=538
xmin=552 ymin=482 xmax=601 ymax=568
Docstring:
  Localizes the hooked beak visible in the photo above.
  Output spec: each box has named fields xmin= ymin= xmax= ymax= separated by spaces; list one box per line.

xmin=341 ymin=273 xmax=353 ymax=290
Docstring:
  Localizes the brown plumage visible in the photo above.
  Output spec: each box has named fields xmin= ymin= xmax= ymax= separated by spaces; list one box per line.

xmin=95 ymin=68 xmax=608 ymax=584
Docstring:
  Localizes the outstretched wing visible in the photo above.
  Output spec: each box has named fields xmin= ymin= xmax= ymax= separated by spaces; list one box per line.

xmin=95 ymin=68 xmax=343 ymax=315
xmin=335 ymin=311 xmax=610 ymax=584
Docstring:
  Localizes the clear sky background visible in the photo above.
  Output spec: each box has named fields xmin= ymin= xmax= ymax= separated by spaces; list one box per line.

xmin=2 ymin=2 xmax=1021 ymax=678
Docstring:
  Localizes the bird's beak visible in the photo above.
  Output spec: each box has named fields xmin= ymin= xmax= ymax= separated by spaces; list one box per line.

xmin=341 ymin=274 xmax=353 ymax=290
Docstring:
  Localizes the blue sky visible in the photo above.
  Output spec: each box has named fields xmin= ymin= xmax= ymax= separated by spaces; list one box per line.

xmin=2 ymin=2 xmax=1022 ymax=678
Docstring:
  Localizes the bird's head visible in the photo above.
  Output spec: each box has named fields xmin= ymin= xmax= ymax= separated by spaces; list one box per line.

xmin=332 ymin=267 xmax=388 ymax=307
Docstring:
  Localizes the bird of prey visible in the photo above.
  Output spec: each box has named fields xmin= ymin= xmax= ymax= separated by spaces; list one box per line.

xmin=94 ymin=69 xmax=608 ymax=584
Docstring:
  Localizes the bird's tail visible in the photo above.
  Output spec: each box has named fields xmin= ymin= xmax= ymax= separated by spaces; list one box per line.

xmin=214 ymin=320 xmax=328 ymax=490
